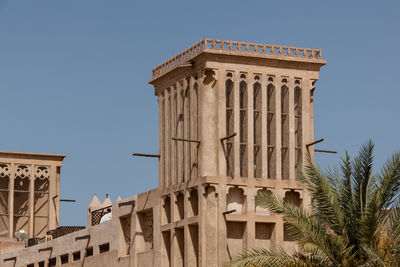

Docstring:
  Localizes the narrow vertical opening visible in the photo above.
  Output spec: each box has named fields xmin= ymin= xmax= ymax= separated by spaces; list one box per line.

xmin=175 ymin=227 xmax=185 ymax=267
xmin=167 ymin=88 xmax=172 ymax=186
xmin=175 ymin=192 xmax=184 ymax=221
xmin=162 ymin=196 xmax=171 ymax=224
xmin=119 ymin=214 xmax=131 ymax=256
xmin=161 ymin=94 xmax=165 ymax=188
xmin=281 ymin=79 xmax=289 ymax=180
xmin=184 ymin=81 xmax=191 ymax=182
xmin=0 ymin=164 xmax=10 ymax=237
xmin=294 ymin=80 xmax=302 ymax=178
xmin=14 ymin=165 xmax=30 ymax=235
xmin=267 ymin=79 xmax=276 ymax=179
xmin=253 ymin=77 xmax=262 ymax=178
xmin=179 ymin=87 xmax=185 ymax=183
xmin=162 ymin=230 xmax=171 ymax=266
xmin=226 ymin=72 xmax=234 ymax=177
xmin=188 ymin=224 xmax=199 ymax=266
xmin=226 ymin=222 xmax=246 ymax=260
xmin=173 ymin=88 xmax=178 ymax=185
xmin=34 ymin=168 xmax=49 ymax=237
xmin=191 ymin=81 xmax=199 ymax=180
xmin=188 ymin=189 xmax=198 ymax=217
xmin=239 ymin=74 xmax=248 ymax=178
xmin=138 ymin=210 xmax=154 ymax=251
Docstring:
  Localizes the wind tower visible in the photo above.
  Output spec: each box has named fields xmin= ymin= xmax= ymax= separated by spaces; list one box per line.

xmin=149 ymin=39 xmax=326 ymax=266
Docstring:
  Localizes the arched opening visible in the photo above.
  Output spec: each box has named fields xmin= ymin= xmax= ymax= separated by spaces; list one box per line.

xmin=255 ymin=189 xmax=272 ymax=215
xmin=284 ymin=190 xmax=302 ymax=207
xmin=162 ymin=196 xmax=171 ymax=225
xmin=227 ymin=187 xmax=245 ymax=214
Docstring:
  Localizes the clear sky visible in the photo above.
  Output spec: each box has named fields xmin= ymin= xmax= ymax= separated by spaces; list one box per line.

xmin=1 ymin=1 xmax=399 ymax=226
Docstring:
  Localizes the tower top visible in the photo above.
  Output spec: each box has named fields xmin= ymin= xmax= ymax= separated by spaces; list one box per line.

xmin=150 ymin=38 xmax=326 ymax=82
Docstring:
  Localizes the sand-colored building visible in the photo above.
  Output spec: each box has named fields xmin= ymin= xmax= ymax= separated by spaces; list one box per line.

xmin=0 ymin=38 xmax=326 ymax=267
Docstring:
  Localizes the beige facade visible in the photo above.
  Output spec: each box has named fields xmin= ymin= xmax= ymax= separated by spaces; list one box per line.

xmin=0 ymin=39 xmax=326 ymax=267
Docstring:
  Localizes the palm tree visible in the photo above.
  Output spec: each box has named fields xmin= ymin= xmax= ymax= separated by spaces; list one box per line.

xmin=227 ymin=141 xmax=400 ymax=267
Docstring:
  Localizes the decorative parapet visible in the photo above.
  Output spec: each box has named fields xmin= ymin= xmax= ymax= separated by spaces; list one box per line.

xmin=151 ymin=38 xmax=324 ymax=80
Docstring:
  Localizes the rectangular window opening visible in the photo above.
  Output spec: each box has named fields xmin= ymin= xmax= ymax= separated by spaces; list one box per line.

xmin=60 ymin=254 xmax=69 ymax=264
xmin=99 ymin=243 xmax=110 ymax=254
xmin=73 ymin=251 xmax=81 ymax=261
xmin=48 ymin=257 xmax=56 ymax=267
xmin=85 ymin=247 xmax=93 ymax=257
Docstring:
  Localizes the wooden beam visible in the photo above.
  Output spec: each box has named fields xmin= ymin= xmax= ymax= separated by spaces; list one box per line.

xmin=4 ymin=256 xmax=16 ymax=262
xmin=306 ymin=138 xmax=324 ymax=148
xmin=75 ymin=234 xmax=90 ymax=241
xmin=118 ymin=200 xmax=135 ymax=207
xmin=132 ymin=153 xmax=160 ymax=158
xmin=172 ymin=137 xmax=201 ymax=144
xmin=315 ymin=149 xmax=337 ymax=154
xmin=60 ymin=199 xmax=76 ymax=202
xmin=220 ymin=133 xmax=237 ymax=142
xmin=223 ymin=209 xmax=236 ymax=215
xmin=38 ymin=247 xmax=52 ymax=252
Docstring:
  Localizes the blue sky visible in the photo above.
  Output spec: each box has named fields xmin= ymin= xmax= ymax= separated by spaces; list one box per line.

xmin=1 ymin=1 xmax=399 ymax=226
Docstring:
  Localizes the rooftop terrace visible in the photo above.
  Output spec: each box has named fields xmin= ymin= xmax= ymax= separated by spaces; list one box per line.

xmin=151 ymin=38 xmax=325 ymax=80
